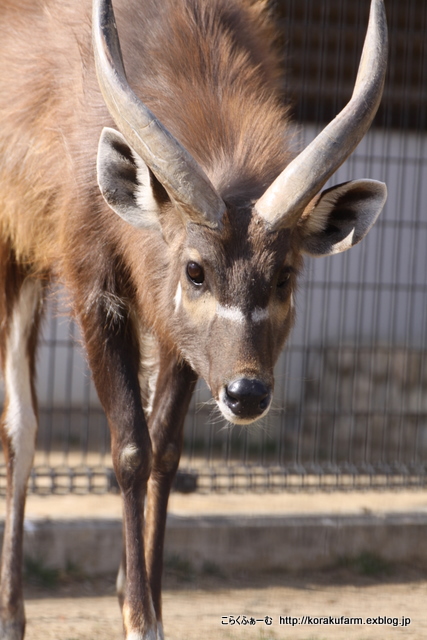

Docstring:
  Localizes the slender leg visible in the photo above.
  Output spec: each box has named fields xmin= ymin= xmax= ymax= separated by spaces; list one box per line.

xmin=145 ymin=354 xmax=197 ymax=639
xmin=0 ymin=251 xmax=44 ymax=640
xmin=115 ymin=350 xmax=197 ymax=640
xmin=77 ymin=296 xmax=157 ymax=639
xmin=116 ymin=521 xmax=127 ymax=610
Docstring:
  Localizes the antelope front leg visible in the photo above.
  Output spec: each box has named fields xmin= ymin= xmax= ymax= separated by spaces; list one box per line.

xmin=145 ymin=355 xmax=197 ymax=639
xmin=116 ymin=354 xmax=197 ymax=639
xmin=0 ymin=275 xmax=43 ymax=640
xmin=79 ymin=307 xmax=156 ymax=640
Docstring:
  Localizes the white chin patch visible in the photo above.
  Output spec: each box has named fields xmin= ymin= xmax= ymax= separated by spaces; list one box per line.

xmin=216 ymin=390 xmax=271 ymax=425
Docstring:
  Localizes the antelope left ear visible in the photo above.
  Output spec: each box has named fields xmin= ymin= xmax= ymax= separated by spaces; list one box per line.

xmin=97 ymin=127 xmax=168 ymax=231
xmin=300 ymin=179 xmax=387 ymax=257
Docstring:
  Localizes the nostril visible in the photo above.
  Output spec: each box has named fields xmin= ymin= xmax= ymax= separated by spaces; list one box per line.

xmin=224 ymin=378 xmax=271 ymax=418
xmin=225 ymin=381 xmax=244 ymax=404
xmin=259 ymin=394 xmax=269 ymax=411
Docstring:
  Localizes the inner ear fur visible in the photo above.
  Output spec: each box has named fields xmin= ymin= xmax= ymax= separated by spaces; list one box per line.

xmin=299 ymin=179 xmax=387 ymax=257
xmin=97 ymin=127 xmax=169 ymax=231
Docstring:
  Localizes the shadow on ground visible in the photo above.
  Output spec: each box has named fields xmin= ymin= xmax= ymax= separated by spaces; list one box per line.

xmin=23 ymin=559 xmax=427 ymax=601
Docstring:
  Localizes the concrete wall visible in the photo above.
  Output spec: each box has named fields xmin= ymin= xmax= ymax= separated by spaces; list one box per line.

xmin=3 ymin=512 xmax=427 ymax=577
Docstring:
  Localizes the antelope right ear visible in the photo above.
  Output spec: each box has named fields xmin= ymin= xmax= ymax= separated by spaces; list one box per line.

xmin=299 ymin=179 xmax=387 ymax=257
xmin=97 ymin=127 xmax=168 ymax=231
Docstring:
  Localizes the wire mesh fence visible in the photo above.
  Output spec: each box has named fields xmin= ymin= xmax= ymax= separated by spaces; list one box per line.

xmin=1 ymin=0 xmax=426 ymax=493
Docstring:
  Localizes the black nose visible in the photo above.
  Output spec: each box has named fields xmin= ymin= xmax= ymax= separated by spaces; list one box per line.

xmin=224 ymin=378 xmax=271 ymax=419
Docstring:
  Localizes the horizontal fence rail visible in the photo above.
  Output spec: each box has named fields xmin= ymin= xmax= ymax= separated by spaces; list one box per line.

xmin=1 ymin=0 xmax=426 ymax=493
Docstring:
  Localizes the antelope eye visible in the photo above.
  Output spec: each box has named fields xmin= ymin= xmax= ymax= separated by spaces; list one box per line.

xmin=277 ymin=268 xmax=291 ymax=289
xmin=186 ymin=261 xmax=205 ymax=285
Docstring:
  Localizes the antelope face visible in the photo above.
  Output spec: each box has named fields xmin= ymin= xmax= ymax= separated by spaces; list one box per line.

xmin=167 ymin=175 xmax=387 ymax=424
xmin=171 ymin=210 xmax=300 ymax=424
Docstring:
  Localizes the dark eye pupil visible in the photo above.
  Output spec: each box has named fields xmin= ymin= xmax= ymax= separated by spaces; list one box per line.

xmin=187 ymin=261 xmax=204 ymax=285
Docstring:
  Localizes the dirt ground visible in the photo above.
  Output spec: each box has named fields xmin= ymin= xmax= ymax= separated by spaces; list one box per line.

xmin=22 ymin=565 xmax=427 ymax=640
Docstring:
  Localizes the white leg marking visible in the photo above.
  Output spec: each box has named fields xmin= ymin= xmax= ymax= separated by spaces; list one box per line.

xmin=126 ymin=632 xmax=157 ymax=640
xmin=123 ymin=601 xmax=157 ymax=640
xmin=120 ymin=444 xmax=142 ymax=472
xmin=216 ymin=304 xmax=245 ymax=324
xmin=116 ymin=560 xmax=126 ymax=597
xmin=251 ymin=306 xmax=269 ymax=323
xmin=4 ymin=279 xmax=41 ymax=496
xmin=138 ymin=330 xmax=160 ymax=418
xmin=156 ymin=621 xmax=164 ymax=640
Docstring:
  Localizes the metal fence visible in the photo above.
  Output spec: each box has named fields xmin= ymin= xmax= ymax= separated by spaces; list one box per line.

xmin=1 ymin=0 xmax=426 ymax=494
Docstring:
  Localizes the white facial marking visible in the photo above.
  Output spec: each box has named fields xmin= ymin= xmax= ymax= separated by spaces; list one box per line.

xmin=216 ymin=304 xmax=270 ymax=325
xmin=4 ymin=279 xmax=41 ymax=496
xmin=216 ymin=304 xmax=245 ymax=324
xmin=174 ymin=282 xmax=182 ymax=313
xmin=251 ymin=306 xmax=269 ymax=323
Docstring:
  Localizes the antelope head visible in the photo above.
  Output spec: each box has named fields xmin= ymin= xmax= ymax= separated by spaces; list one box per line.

xmin=93 ymin=0 xmax=388 ymax=425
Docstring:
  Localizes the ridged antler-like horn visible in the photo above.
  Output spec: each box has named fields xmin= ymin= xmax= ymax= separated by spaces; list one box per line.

xmin=92 ymin=0 xmax=225 ymax=228
xmin=255 ymin=0 xmax=388 ymax=229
